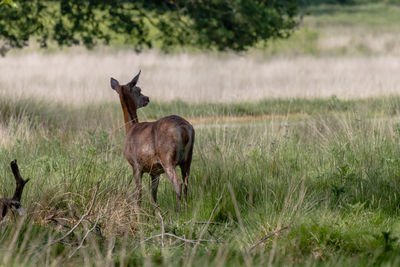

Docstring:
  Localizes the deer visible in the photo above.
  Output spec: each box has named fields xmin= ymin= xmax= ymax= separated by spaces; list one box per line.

xmin=110 ymin=71 xmax=195 ymax=213
xmin=0 ymin=160 xmax=30 ymax=222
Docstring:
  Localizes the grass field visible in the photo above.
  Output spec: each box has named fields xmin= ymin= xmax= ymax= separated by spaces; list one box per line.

xmin=1 ymin=2 xmax=400 ymax=266
xmin=2 ymin=50 xmax=400 ymax=103
xmin=2 ymin=96 xmax=400 ymax=266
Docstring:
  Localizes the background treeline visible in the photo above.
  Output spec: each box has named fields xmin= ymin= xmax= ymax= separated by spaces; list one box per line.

xmin=0 ymin=0 xmax=298 ymax=54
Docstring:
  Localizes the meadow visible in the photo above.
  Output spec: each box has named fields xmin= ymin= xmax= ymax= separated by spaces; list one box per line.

xmin=1 ymin=2 xmax=400 ymax=266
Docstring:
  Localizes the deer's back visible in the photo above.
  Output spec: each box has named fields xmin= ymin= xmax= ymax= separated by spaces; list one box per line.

xmin=124 ymin=115 xmax=194 ymax=174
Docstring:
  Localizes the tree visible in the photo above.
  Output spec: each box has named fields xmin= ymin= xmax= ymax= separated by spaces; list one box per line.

xmin=0 ymin=0 xmax=299 ymax=55
xmin=0 ymin=0 xmax=16 ymax=7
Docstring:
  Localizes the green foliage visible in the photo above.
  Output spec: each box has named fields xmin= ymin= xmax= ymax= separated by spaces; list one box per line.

xmin=0 ymin=0 xmax=47 ymax=55
xmin=0 ymin=0 xmax=299 ymax=54
xmin=0 ymin=0 xmax=16 ymax=8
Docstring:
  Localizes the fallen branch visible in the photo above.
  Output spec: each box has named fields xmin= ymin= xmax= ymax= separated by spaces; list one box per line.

xmin=194 ymin=221 xmax=225 ymax=226
xmin=46 ymin=215 xmax=72 ymax=230
xmin=48 ymin=186 xmax=98 ymax=246
xmin=188 ymin=191 xmax=224 ymax=265
xmin=10 ymin=159 xmax=30 ymax=202
xmin=0 ymin=160 xmax=30 ymax=222
xmin=68 ymin=211 xmax=103 ymax=258
xmin=249 ymin=226 xmax=290 ymax=252
xmin=183 ymin=220 xmax=226 ymax=226
xmin=194 ymin=193 xmax=223 ymax=243
xmin=207 ymin=229 xmax=224 ymax=243
xmin=141 ymin=197 xmax=225 ymax=249
xmin=141 ymin=232 xmax=223 ymax=245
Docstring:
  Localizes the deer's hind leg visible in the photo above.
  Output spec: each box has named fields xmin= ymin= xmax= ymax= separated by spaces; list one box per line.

xmin=163 ymin=165 xmax=182 ymax=213
xmin=180 ymin=161 xmax=191 ymax=203
xmin=180 ymin=143 xmax=194 ymax=203
xmin=150 ymin=174 xmax=160 ymax=209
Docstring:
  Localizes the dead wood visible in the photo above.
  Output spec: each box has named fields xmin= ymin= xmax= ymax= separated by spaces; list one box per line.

xmin=47 ymin=186 xmax=98 ymax=246
xmin=0 ymin=160 xmax=30 ymax=222
xmin=68 ymin=211 xmax=103 ymax=258
xmin=140 ymin=232 xmax=223 ymax=246
xmin=10 ymin=160 xmax=30 ymax=202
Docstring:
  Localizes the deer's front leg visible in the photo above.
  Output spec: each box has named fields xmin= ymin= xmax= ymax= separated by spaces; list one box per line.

xmin=132 ymin=167 xmax=143 ymax=214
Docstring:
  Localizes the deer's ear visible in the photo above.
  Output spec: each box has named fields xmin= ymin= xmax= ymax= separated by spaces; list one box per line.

xmin=129 ymin=70 xmax=141 ymax=87
xmin=110 ymin=78 xmax=120 ymax=92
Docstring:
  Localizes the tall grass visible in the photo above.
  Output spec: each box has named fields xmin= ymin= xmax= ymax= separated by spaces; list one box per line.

xmin=1 ymin=97 xmax=400 ymax=265
xmin=1 ymin=50 xmax=400 ymax=104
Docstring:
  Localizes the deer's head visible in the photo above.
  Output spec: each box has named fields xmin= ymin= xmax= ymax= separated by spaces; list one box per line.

xmin=110 ymin=70 xmax=150 ymax=109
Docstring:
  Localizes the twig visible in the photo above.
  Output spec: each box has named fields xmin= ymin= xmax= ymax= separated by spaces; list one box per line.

xmin=140 ymin=233 xmax=223 ymax=245
xmin=183 ymin=220 xmax=226 ymax=226
xmin=46 ymin=215 xmax=72 ymax=230
xmin=194 ymin=221 xmax=225 ymax=226
xmin=68 ymin=211 xmax=103 ymax=258
xmin=188 ymin=191 xmax=224 ymax=264
xmin=48 ymin=186 xmax=99 ymax=246
xmin=249 ymin=226 xmax=290 ymax=252
xmin=84 ymin=217 xmax=105 ymax=240
xmin=207 ymin=229 xmax=224 ymax=243
xmin=156 ymin=210 xmax=165 ymax=248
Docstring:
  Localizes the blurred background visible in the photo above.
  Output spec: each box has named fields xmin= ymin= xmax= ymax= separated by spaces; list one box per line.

xmin=1 ymin=0 xmax=399 ymax=103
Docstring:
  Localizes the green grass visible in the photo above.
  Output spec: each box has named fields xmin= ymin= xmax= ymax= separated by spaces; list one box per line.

xmin=256 ymin=2 xmax=400 ymax=56
xmin=306 ymin=3 xmax=400 ymax=28
xmin=3 ymin=95 xmax=400 ymax=127
xmin=2 ymin=96 xmax=400 ymax=265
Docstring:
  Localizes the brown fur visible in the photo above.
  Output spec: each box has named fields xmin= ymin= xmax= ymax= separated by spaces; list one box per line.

xmin=111 ymin=71 xmax=195 ymax=212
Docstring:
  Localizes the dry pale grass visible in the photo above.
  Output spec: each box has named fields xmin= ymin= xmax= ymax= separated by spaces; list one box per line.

xmin=318 ymin=27 xmax=400 ymax=54
xmin=1 ymin=48 xmax=400 ymax=104
xmin=0 ymin=118 xmax=35 ymax=148
xmin=32 ymin=187 xmax=138 ymax=237
xmin=0 ymin=123 xmax=10 ymax=147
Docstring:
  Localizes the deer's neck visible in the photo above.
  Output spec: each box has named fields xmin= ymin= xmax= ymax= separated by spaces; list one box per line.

xmin=119 ymin=91 xmax=138 ymax=134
